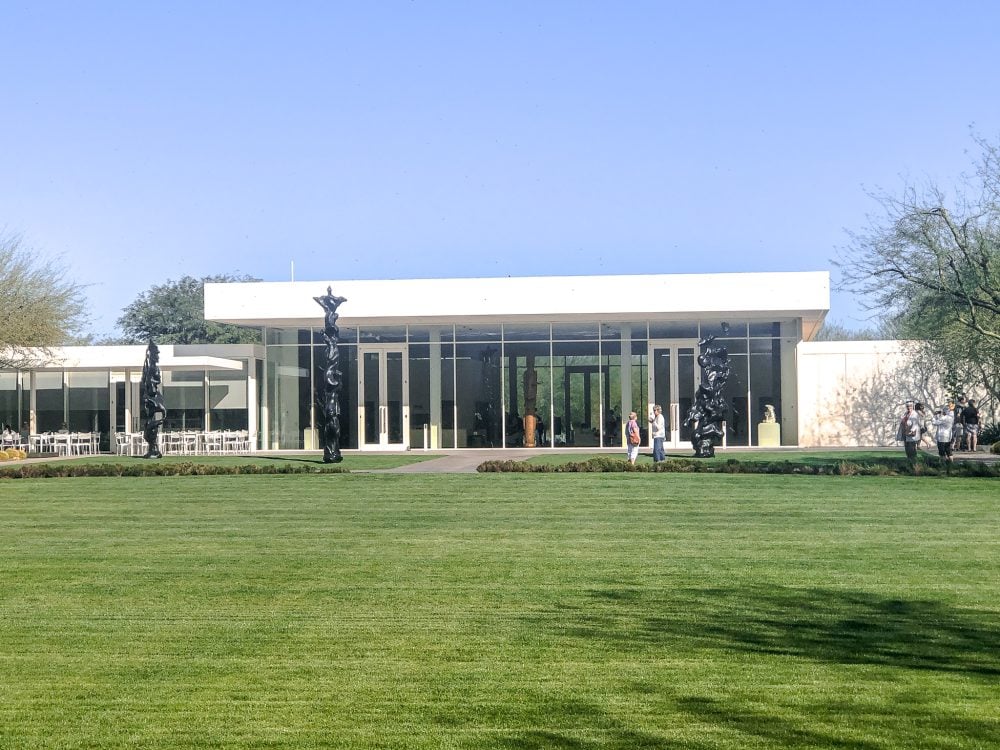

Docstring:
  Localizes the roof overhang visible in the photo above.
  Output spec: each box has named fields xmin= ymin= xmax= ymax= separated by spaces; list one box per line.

xmin=205 ymin=271 xmax=830 ymax=331
xmin=13 ymin=345 xmax=252 ymax=372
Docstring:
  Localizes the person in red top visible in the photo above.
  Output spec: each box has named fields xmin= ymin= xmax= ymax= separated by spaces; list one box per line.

xmin=625 ymin=411 xmax=641 ymax=465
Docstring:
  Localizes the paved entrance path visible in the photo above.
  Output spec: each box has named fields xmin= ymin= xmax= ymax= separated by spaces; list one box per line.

xmin=378 ymin=449 xmax=549 ymax=474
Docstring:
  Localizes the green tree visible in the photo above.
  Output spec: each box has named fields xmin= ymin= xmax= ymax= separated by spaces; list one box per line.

xmin=813 ymin=319 xmax=897 ymax=341
xmin=117 ymin=274 xmax=262 ymax=345
xmin=837 ymin=134 xmax=1000 ymax=409
xmin=0 ymin=233 xmax=88 ymax=368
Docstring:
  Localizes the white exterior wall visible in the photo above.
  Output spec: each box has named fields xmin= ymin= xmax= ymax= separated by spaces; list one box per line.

xmin=796 ymin=340 xmax=961 ymax=447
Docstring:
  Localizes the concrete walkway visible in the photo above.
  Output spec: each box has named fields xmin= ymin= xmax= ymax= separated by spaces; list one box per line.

xmin=376 ymin=449 xmax=548 ymax=473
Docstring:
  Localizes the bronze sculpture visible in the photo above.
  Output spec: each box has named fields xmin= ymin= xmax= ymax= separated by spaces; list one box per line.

xmin=683 ymin=323 xmax=731 ymax=457
xmin=314 ymin=287 xmax=348 ymax=462
xmin=140 ymin=340 xmax=166 ymax=458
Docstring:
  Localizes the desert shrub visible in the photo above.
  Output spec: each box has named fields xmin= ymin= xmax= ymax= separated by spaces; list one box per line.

xmin=978 ymin=422 xmax=999 ymax=445
xmin=835 ymin=461 xmax=860 ymax=476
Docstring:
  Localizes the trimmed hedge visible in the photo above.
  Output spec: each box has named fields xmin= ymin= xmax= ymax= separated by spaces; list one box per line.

xmin=477 ymin=456 xmax=1000 ymax=478
xmin=0 ymin=462 xmax=349 ymax=480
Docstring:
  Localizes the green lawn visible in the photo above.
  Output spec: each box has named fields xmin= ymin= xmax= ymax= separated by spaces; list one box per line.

xmin=2 ymin=474 xmax=998 ymax=748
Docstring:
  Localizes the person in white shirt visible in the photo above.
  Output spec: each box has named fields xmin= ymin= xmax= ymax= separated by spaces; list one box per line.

xmin=648 ymin=404 xmax=666 ymax=462
xmin=931 ymin=407 xmax=954 ymax=463
xmin=899 ymin=401 xmax=921 ymax=463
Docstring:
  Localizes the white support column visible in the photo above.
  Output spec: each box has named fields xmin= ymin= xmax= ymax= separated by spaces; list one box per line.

xmin=203 ymin=371 xmax=211 ymax=431
xmin=429 ymin=329 xmax=441 ymax=449
xmin=620 ymin=325 xmax=632 ymax=447
xmin=260 ymin=344 xmax=270 ymax=450
xmin=246 ymin=359 xmax=258 ymax=451
xmin=124 ymin=370 xmax=133 ymax=433
xmin=29 ymin=371 xmax=37 ymax=435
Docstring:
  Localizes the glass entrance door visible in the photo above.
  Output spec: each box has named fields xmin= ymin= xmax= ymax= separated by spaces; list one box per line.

xmin=359 ymin=345 xmax=408 ymax=449
xmin=648 ymin=340 xmax=700 ymax=449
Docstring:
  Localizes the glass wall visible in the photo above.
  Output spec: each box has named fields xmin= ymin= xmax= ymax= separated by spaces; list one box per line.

xmin=631 ymin=339 xmax=648 ymax=444
xmin=337 ymin=346 xmax=358 ymax=450
xmin=440 ymin=341 xmax=455 ymax=449
xmin=408 ymin=344 xmax=431 ymax=448
xmin=749 ymin=337 xmax=782 ymax=445
xmin=502 ymin=340 xmax=550 ymax=447
xmin=67 ymin=372 xmax=110 ymax=448
xmin=209 ymin=366 xmax=248 ymax=431
xmin=267 ymin=336 xmax=311 ymax=450
xmin=0 ymin=372 xmax=19 ymax=432
xmin=599 ymin=339 xmax=621 ymax=447
xmin=455 ymin=342 xmax=502 ymax=448
xmin=257 ymin=317 xmax=795 ymax=450
xmin=162 ymin=370 xmax=206 ymax=430
xmin=552 ymin=341 xmax=601 ymax=447
xmin=35 ymin=372 xmax=64 ymax=432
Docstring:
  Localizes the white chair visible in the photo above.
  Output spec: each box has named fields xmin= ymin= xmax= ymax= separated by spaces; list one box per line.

xmin=114 ymin=433 xmax=130 ymax=455
xmin=182 ymin=432 xmax=199 ymax=455
xmin=201 ymin=431 xmax=222 ymax=454
xmin=163 ymin=432 xmax=182 ymax=455
xmin=222 ymin=431 xmax=240 ymax=454
xmin=70 ymin=433 xmax=93 ymax=455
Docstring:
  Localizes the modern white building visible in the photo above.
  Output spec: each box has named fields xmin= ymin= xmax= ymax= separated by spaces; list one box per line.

xmin=0 ymin=344 xmax=261 ymax=452
xmin=204 ymin=271 xmax=829 ymax=451
xmin=2 ymin=270 xmax=843 ymax=452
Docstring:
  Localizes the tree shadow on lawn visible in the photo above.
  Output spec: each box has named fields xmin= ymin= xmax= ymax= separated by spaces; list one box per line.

xmin=483 ymin=587 xmax=1000 ymax=749
xmin=570 ymin=585 xmax=1000 ymax=678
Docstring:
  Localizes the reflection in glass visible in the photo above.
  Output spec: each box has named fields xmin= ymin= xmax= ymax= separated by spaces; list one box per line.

xmin=209 ymin=365 xmax=248 ymax=431
xmin=363 ymin=352 xmax=379 ymax=445
xmin=35 ymin=372 xmax=64 ymax=433
xmin=0 ymin=372 xmax=19 ymax=432
xmin=67 ymin=372 xmax=110 ymax=445
xmin=387 ymin=351 xmax=403 ymax=443
xmin=266 ymin=345 xmax=310 ymax=449
xmin=552 ymin=323 xmax=598 ymax=341
xmin=163 ymin=370 xmax=205 ymax=431
xmin=503 ymin=342 xmax=550 ymax=447
xmin=552 ymin=342 xmax=600 ymax=447
xmin=408 ymin=344 xmax=431 ymax=448
xmin=750 ymin=342 xmax=781 ymax=445
xmin=455 ymin=344 xmax=501 ymax=447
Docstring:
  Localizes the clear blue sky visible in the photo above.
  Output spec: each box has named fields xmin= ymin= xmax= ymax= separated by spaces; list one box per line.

xmin=3 ymin=1 xmax=999 ymax=337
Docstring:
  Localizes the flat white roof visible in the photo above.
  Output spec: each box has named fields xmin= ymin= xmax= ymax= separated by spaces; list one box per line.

xmin=205 ymin=271 xmax=830 ymax=329
xmin=21 ymin=345 xmax=256 ymax=371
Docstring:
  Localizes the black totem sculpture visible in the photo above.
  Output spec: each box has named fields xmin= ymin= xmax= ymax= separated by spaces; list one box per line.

xmin=683 ymin=323 xmax=731 ymax=457
xmin=140 ymin=340 xmax=166 ymax=459
xmin=314 ymin=287 xmax=348 ymax=463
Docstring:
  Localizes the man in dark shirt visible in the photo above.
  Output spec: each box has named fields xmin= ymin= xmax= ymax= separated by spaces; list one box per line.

xmin=963 ymin=399 xmax=981 ymax=452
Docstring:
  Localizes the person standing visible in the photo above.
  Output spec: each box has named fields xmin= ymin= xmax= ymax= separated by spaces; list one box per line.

xmin=931 ymin=407 xmax=954 ymax=465
xmin=963 ymin=399 xmax=981 ymax=452
xmin=949 ymin=399 xmax=963 ymax=452
xmin=899 ymin=401 xmax=921 ymax=463
xmin=953 ymin=395 xmax=968 ymax=451
xmin=914 ymin=402 xmax=930 ymax=447
xmin=648 ymin=405 xmax=665 ymax=462
xmin=625 ymin=411 xmax=641 ymax=465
